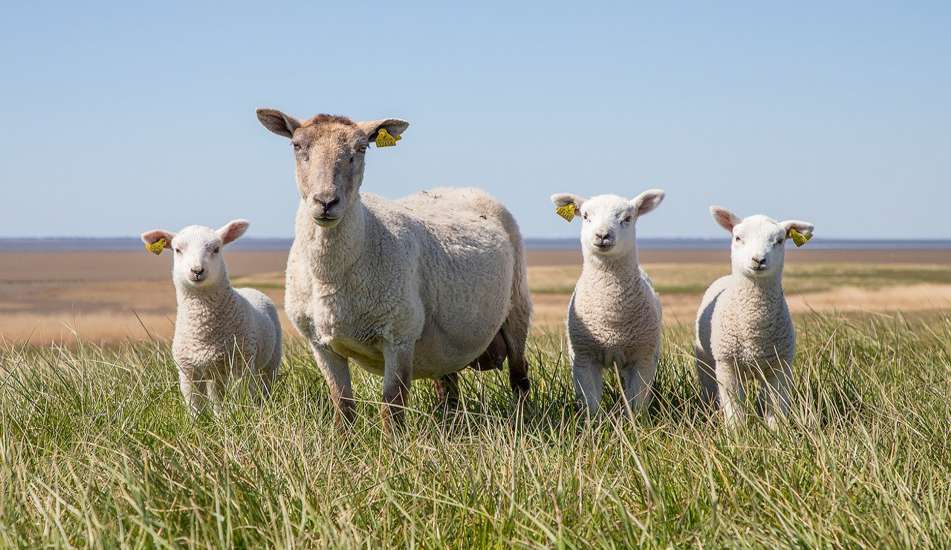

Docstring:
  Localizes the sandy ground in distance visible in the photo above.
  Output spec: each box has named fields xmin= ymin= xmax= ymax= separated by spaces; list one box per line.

xmin=1 ymin=249 xmax=950 ymax=344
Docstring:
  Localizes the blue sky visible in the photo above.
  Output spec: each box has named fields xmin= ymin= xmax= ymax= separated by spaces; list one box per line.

xmin=1 ymin=2 xmax=948 ymax=239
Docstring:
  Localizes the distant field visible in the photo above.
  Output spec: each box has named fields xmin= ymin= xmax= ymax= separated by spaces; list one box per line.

xmin=1 ymin=248 xmax=950 ymax=343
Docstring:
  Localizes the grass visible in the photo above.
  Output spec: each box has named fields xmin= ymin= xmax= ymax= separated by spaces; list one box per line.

xmin=1 ymin=313 xmax=949 ymax=547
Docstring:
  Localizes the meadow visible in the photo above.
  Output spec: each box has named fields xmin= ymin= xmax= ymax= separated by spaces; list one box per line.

xmin=1 ymin=312 xmax=948 ymax=547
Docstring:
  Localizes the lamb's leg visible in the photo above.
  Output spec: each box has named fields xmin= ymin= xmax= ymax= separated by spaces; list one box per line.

xmin=311 ymin=345 xmax=354 ymax=426
xmin=619 ymin=356 xmax=657 ymax=416
xmin=759 ymin=360 xmax=793 ymax=429
xmin=716 ymin=362 xmax=746 ymax=428
xmin=572 ymin=357 xmax=604 ymax=416
xmin=207 ymin=377 xmax=225 ymax=418
xmin=695 ymin=345 xmax=719 ymax=408
xmin=179 ymin=369 xmax=208 ymax=417
xmin=433 ymin=372 xmax=460 ymax=410
xmin=382 ymin=343 xmax=415 ymax=431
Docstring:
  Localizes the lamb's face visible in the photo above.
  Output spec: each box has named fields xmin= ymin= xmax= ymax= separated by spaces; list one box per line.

xmin=551 ymin=189 xmax=666 ymax=259
xmin=711 ymin=207 xmax=815 ymax=280
xmin=141 ymin=220 xmax=249 ymax=291
xmin=256 ymin=110 xmax=409 ymax=230
xmin=170 ymin=226 xmax=228 ymax=288
xmin=578 ymin=195 xmax=638 ymax=256
xmin=729 ymin=215 xmax=788 ymax=279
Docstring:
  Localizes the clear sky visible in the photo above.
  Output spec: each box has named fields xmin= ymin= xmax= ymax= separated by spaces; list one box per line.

xmin=1 ymin=2 xmax=948 ymax=239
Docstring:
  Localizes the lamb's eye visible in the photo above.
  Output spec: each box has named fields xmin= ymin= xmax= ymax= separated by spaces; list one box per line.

xmin=212 ymin=247 xmax=220 ymax=254
xmin=293 ymin=143 xmax=302 ymax=152
xmin=582 ymin=213 xmax=589 ymax=221
xmin=776 ymin=238 xmax=784 ymax=245
xmin=622 ymin=216 xmax=632 ymax=224
xmin=174 ymin=248 xmax=182 ymax=254
xmin=734 ymin=236 xmax=741 ymax=243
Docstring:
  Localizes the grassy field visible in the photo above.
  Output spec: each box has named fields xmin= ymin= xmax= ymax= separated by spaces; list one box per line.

xmin=1 ymin=312 xmax=948 ymax=547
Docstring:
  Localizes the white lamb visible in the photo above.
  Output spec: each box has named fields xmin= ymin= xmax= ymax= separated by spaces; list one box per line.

xmin=550 ymin=189 xmax=666 ymax=415
xmin=694 ymin=206 xmax=814 ymax=427
xmin=141 ymin=220 xmax=282 ymax=416
xmin=256 ymin=109 xmax=532 ymax=428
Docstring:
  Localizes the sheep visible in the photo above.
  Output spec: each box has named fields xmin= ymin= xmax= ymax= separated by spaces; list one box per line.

xmin=255 ymin=109 xmax=531 ymax=429
xmin=141 ymin=220 xmax=282 ymax=416
xmin=694 ymin=206 xmax=814 ymax=428
xmin=549 ymin=189 xmax=666 ymax=415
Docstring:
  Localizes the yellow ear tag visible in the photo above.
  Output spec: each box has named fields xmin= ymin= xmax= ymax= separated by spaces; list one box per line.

xmin=555 ymin=203 xmax=576 ymax=222
xmin=788 ymin=228 xmax=811 ymax=247
xmin=145 ymin=238 xmax=166 ymax=255
xmin=375 ymin=128 xmax=401 ymax=147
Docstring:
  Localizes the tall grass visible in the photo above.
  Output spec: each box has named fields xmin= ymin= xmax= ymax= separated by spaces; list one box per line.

xmin=1 ymin=313 xmax=949 ymax=547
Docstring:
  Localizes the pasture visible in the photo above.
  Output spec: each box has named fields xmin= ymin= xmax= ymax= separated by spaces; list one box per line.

xmin=0 ymin=249 xmax=949 ymax=547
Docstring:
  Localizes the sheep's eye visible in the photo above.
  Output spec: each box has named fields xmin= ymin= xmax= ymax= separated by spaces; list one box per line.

xmin=292 ymin=143 xmax=302 ymax=152
xmin=734 ymin=236 xmax=741 ymax=242
xmin=622 ymin=216 xmax=632 ymax=224
xmin=582 ymin=213 xmax=589 ymax=221
xmin=174 ymin=248 xmax=182 ymax=254
xmin=212 ymin=247 xmax=220 ymax=254
xmin=776 ymin=238 xmax=784 ymax=245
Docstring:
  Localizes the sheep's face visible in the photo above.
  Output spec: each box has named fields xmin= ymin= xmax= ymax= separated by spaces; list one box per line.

xmin=141 ymin=220 xmax=249 ymax=290
xmin=550 ymin=189 xmax=665 ymax=259
xmin=711 ymin=207 xmax=814 ymax=280
xmin=256 ymin=110 xmax=409 ymax=229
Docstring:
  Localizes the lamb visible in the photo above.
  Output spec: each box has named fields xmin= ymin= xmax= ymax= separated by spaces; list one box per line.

xmin=694 ymin=206 xmax=814 ymax=428
xmin=141 ymin=220 xmax=282 ymax=416
xmin=550 ymin=189 xmax=666 ymax=415
xmin=255 ymin=109 xmax=531 ymax=428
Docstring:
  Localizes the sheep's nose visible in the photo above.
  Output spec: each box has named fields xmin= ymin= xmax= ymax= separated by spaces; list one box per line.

xmin=191 ymin=267 xmax=205 ymax=276
xmin=312 ymin=195 xmax=340 ymax=213
xmin=751 ymin=256 xmax=767 ymax=268
xmin=594 ymin=231 xmax=613 ymax=242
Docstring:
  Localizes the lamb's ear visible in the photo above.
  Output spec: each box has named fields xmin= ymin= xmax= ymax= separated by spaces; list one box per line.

xmin=781 ymin=220 xmax=814 ymax=240
xmin=630 ymin=189 xmax=665 ymax=217
xmin=550 ymin=193 xmax=586 ymax=209
xmin=357 ymin=118 xmax=410 ymax=146
xmin=710 ymin=206 xmax=741 ymax=233
xmin=217 ymin=219 xmax=250 ymax=245
xmin=256 ymin=108 xmax=301 ymax=138
xmin=141 ymin=230 xmax=174 ymax=254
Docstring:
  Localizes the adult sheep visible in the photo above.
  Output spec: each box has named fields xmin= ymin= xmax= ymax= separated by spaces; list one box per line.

xmin=256 ymin=109 xmax=532 ymax=428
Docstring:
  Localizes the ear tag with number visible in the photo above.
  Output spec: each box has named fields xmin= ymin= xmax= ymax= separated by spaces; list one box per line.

xmin=555 ymin=203 xmax=576 ymax=222
xmin=375 ymin=128 xmax=401 ymax=147
xmin=145 ymin=238 xmax=166 ymax=255
xmin=787 ymin=228 xmax=811 ymax=247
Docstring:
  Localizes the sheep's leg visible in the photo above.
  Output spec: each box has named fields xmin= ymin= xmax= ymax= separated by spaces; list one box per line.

xmin=382 ymin=344 xmax=415 ymax=431
xmin=572 ymin=358 xmax=604 ymax=415
xmin=433 ymin=372 xmax=460 ymax=410
xmin=716 ymin=362 xmax=746 ymax=428
xmin=695 ymin=346 xmax=719 ymax=408
xmin=619 ymin=356 xmax=656 ymax=417
xmin=759 ymin=360 xmax=793 ymax=429
xmin=311 ymin=345 xmax=354 ymax=426
xmin=501 ymin=318 xmax=531 ymax=397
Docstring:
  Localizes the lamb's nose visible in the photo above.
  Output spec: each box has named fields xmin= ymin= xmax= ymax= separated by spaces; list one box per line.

xmin=752 ymin=256 xmax=766 ymax=268
xmin=191 ymin=267 xmax=205 ymax=276
xmin=594 ymin=231 xmax=613 ymax=242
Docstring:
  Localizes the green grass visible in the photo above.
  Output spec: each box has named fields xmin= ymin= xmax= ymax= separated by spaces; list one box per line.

xmin=1 ymin=313 xmax=949 ymax=547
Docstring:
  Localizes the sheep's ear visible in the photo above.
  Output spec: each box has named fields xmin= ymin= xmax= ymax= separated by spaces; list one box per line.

xmin=357 ymin=119 xmax=410 ymax=147
xmin=781 ymin=220 xmax=814 ymax=240
xmin=217 ymin=219 xmax=250 ymax=245
xmin=630 ymin=189 xmax=665 ymax=217
xmin=710 ymin=206 xmax=741 ymax=233
xmin=256 ymin=108 xmax=301 ymax=138
xmin=141 ymin=230 xmax=174 ymax=254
